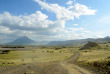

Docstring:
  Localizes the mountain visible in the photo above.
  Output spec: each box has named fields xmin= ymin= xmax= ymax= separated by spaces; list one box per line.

xmin=48 ymin=36 xmax=110 ymax=46
xmin=3 ymin=36 xmax=110 ymax=46
xmin=6 ymin=36 xmax=37 ymax=45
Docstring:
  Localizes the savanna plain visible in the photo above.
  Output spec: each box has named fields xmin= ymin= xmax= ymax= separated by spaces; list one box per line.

xmin=0 ymin=44 xmax=110 ymax=74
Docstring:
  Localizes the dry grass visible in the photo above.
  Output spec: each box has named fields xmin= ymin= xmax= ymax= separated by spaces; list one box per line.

xmin=77 ymin=44 xmax=110 ymax=73
xmin=78 ymin=50 xmax=110 ymax=62
xmin=0 ymin=47 xmax=76 ymax=67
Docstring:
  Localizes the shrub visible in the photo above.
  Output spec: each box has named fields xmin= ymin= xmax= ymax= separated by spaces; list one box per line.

xmin=0 ymin=50 xmax=10 ymax=54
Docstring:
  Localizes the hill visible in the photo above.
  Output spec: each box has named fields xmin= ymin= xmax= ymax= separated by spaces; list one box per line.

xmin=80 ymin=41 xmax=99 ymax=50
xmin=6 ymin=36 xmax=37 ymax=45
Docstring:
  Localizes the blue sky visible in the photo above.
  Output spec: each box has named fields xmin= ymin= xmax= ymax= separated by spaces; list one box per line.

xmin=0 ymin=0 xmax=110 ymax=43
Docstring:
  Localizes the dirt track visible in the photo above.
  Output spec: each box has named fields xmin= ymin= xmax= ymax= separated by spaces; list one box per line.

xmin=61 ymin=52 xmax=92 ymax=74
xmin=0 ymin=52 xmax=93 ymax=74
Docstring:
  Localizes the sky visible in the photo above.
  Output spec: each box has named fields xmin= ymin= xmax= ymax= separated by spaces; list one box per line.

xmin=0 ymin=0 xmax=110 ymax=43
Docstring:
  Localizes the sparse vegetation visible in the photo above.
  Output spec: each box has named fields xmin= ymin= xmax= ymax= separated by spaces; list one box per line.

xmin=0 ymin=43 xmax=110 ymax=73
xmin=78 ymin=44 xmax=110 ymax=73
xmin=0 ymin=46 xmax=75 ymax=67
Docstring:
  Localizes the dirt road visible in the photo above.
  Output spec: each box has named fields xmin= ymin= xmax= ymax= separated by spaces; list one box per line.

xmin=61 ymin=52 xmax=92 ymax=74
xmin=0 ymin=52 xmax=93 ymax=74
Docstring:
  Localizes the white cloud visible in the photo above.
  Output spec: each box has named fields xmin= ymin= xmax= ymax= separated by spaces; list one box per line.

xmin=0 ymin=11 xmax=55 ymax=30
xmin=0 ymin=0 xmax=97 ymax=42
xmin=73 ymin=24 xmax=78 ymax=26
xmin=66 ymin=1 xmax=73 ymax=5
xmin=34 ymin=0 xmax=96 ymax=20
xmin=68 ymin=28 xmax=84 ymax=31
xmin=0 ymin=26 xmax=13 ymax=34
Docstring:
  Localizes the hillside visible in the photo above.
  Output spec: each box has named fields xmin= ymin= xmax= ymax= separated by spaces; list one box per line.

xmin=80 ymin=41 xmax=99 ymax=50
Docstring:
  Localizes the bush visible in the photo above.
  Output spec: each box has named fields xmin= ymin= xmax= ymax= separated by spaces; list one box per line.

xmin=0 ymin=50 xmax=10 ymax=54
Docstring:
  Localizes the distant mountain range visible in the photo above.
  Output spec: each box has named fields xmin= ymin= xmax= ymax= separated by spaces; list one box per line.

xmin=48 ymin=36 xmax=110 ymax=46
xmin=2 ymin=36 xmax=110 ymax=46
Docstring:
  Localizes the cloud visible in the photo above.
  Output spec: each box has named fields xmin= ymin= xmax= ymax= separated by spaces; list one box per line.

xmin=66 ymin=1 xmax=73 ymax=5
xmin=0 ymin=11 xmax=64 ymax=42
xmin=0 ymin=0 xmax=97 ymax=42
xmin=0 ymin=11 xmax=54 ymax=31
xmin=67 ymin=3 xmax=97 ymax=18
xmin=73 ymin=24 xmax=78 ymax=26
xmin=0 ymin=26 xmax=13 ymax=34
xmin=34 ymin=0 xmax=96 ymax=20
